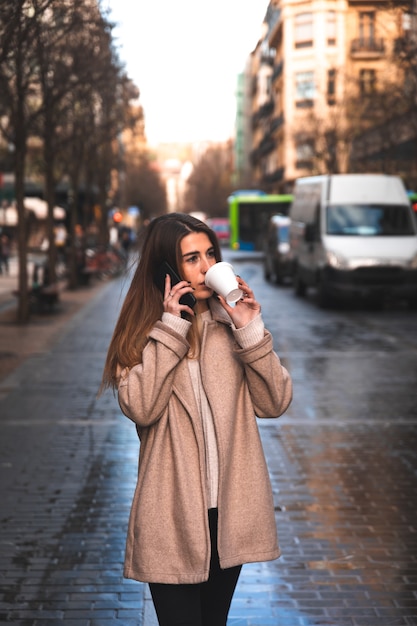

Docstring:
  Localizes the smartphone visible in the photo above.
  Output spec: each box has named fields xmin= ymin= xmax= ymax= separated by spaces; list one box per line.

xmin=154 ymin=261 xmax=197 ymax=310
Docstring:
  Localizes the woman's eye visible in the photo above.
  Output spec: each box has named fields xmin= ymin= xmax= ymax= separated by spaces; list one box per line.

xmin=208 ymin=249 xmax=216 ymax=258
xmin=186 ymin=255 xmax=198 ymax=263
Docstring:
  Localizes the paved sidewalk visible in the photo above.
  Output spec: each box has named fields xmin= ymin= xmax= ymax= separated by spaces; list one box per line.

xmin=0 ymin=264 xmax=150 ymax=625
xmin=0 ymin=256 xmax=110 ymax=384
xmin=0 ymin=255 xmax=161 ymax=625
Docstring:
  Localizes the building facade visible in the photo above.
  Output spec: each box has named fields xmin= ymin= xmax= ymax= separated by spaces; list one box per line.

xmin=238 ymin=0 xmax=416 ymax=192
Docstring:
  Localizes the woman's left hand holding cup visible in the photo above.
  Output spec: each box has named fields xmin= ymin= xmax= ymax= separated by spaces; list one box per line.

xmin=217 ymin=277 xmax=261 ymax=328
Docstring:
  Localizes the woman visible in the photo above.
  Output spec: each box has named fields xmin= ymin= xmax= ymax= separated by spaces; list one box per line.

xmin=101 ymin=213 xmax=292 ymax=626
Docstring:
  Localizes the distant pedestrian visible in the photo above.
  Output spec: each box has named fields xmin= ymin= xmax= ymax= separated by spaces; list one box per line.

xmin=54 ymin=223 xmax=67 ymax=264
xmin=119 ymin=227 xmax=132 ymax=264
xmin=0 ymin=232 xmax=10 ymax=275
xmin=100 ymin=213 xmax=292 ymax=626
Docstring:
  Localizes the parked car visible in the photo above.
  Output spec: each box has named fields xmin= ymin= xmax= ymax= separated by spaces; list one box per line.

xmin=289 ymin=174 xmax=417 ymax=308
xmin=207 ymin=217 xmax=230 ymax=246
xmin=263 ymin=214 xmax=292 ymax=284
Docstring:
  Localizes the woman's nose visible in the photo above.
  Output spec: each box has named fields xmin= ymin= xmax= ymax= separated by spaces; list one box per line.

xmin=201 ymin=258 xmax=212 ymax=273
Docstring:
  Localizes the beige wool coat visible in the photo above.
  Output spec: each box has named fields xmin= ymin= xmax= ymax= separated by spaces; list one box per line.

xmin=118 ymin=298 xmax=292 ymax=584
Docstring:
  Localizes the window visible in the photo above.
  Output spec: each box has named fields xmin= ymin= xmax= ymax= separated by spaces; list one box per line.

xmin=326 ymin=11 xmax=336 ymax=45
xmin=295 ymin=12 xmax=313 ymax=48
xmin=296 ymin=140 xmax=315 ymax=169
xmin=295 ymin=71 xmax=315 ymax=107
xmin=359 ymin=11 xmax=375 ymax=45
xmin=359 ymin=68 xmax=376 ymax=95
xmin=327 ymin=69 xmax=336 ymax=105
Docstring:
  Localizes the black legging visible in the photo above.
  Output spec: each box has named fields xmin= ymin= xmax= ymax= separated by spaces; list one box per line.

xmin=149 ymin=509 xmax=242 ymax=626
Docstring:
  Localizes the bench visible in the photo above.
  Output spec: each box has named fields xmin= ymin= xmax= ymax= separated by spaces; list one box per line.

xmin=79 ymin=265 xmax=101 ymax=286
xmin=33 ymin=283 xmax=60 ymax=311
xmin=13 ymin=283 xmax=62 ymax=313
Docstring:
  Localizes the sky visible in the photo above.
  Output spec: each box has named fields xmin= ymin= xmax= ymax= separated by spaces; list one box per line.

xmin=104 ymin=1 xmax=269 ymax=145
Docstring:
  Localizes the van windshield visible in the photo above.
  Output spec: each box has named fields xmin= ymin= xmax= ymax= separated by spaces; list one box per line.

xmin=326 ymin=204 xmax=415 ymax=236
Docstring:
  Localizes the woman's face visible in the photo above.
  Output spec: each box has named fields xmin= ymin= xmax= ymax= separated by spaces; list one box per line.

xmin=180 ymin=232 xmax=217 ymax=302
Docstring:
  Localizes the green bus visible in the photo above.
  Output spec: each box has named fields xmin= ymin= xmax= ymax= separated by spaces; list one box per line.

xmin=228 ymin=191 xmax=293 ymax=250
xmin=409 ymin=192 xmax=417 ymax=212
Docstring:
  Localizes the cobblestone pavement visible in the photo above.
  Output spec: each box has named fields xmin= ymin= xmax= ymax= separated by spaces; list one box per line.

xmin=0 ymin=252 xmax=416 ymax=625
xmin=0 ymin=255 xmax=110 ymax=383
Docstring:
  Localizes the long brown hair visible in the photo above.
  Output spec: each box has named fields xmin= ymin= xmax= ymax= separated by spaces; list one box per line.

xmin=100 ymin=213 xmax=222 ymax=392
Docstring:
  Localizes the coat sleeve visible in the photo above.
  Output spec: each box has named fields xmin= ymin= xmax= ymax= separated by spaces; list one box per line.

xmin=235 ymin=330 xmax=292 ymax=418
xmin=118 ymin=321 xmax=190 ymax=427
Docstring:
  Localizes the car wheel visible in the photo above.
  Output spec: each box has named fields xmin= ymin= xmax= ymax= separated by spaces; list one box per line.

xmin=407 ymin=295 xmax=417 ymax=310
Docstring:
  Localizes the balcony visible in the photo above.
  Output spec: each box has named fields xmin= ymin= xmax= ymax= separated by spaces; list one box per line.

xmin=250 ymin=136 xmax=275 ymax=164
xmin=259 ymin=99 xmax=274 ymax=118
xmin=271 ymin=114 xmax=284 ymax=133
xmin=260 ymin=51 xmax=275 ymax=67
xmin=263 ymin=168 xmax=284 ymax=184
xmin=296 ymin=159 xmax=314 ymax=171
xmin=252 ymin=99 xmax=274 ymax=128
xmin=272 ymin=61 xmax=283 ymax=83
xmin=350 ymin=37 xmax=385 ymax=58
xmin=250 ymin=147 xmax=261 ymax=166
xmin=295 ymin=99 xmax=314 ymax=109
xmin=259 ymin=137 xmax=275 ymax=157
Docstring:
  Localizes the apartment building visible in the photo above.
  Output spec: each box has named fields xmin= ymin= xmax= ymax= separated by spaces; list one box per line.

xmin=238 ymin=0 xmax=415 ymax=192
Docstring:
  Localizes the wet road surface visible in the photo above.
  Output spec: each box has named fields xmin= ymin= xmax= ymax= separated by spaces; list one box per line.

xmin=0 ymin=252 xmax=416 ymax=625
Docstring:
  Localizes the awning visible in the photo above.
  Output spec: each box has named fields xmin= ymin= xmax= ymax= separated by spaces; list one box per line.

xmin=0 ymin=206 xmax=18 ymax=226
xmin=23 ymin=197 xmax=66 ymax=220
xmin=0 ymin=200 xmax=66 ymax=226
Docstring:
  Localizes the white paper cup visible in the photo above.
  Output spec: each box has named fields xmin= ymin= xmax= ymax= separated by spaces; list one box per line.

xmin=204 ymin=262 xmax=243 ymax=304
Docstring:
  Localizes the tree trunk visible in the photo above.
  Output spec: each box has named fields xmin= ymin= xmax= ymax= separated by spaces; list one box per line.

xmin=67 ymin=181 xmax=80 ymax=290
xmin=15 ymin=134 xmax=30 ymax=323
xmin=44 ymin=152 xmax=57 ymax=285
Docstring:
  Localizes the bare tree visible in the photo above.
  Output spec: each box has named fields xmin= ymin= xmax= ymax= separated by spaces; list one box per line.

xmin=32 ymin=0 xmax=136 ymax=280
xmin=32 ymin=0 xmax=99 ymax=283
xmin=347 ymin=77 xmax=410 ymax=174
xmin=293 ymin=95 xmax=352 ymax=175
xmin=347 ymin=1 xmax=417 ymax=185
xmin=123 ymin=151 xmax=168 ymax=220
xmin=0 ymin=0 xmax=52 ymax=322
xmin=0 ymin=0 xmax=143 ymax=300
xmin=388 ymin=0 xmax=417 ymax=187
xmin=183 ymin=144 xmax=234 ymax=218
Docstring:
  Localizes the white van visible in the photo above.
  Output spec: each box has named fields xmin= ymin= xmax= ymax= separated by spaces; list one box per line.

xmin=289 ymin=174 xmax=417 ymax=307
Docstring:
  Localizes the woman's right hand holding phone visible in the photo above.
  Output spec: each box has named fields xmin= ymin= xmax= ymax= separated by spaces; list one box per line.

xmin=163 ymin=274 xmax=195 ymax=318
